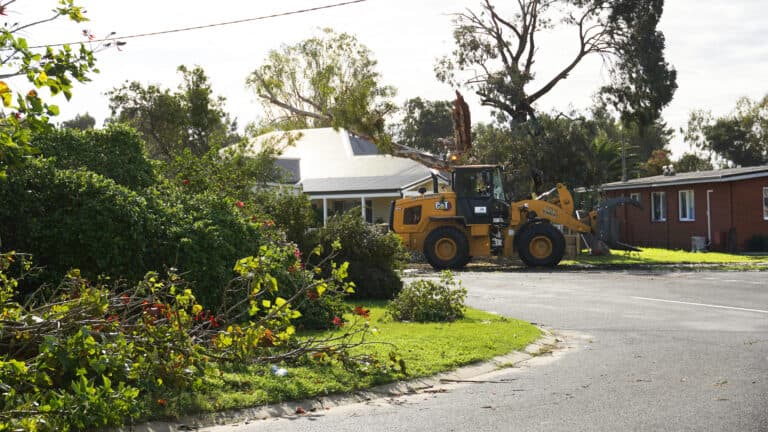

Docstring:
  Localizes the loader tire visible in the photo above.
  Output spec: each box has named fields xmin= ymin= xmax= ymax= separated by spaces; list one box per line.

xmin=518 ymin=223 xmax=565 ymax=267
xmin=424 ymin=226 xmax=469 ymax=270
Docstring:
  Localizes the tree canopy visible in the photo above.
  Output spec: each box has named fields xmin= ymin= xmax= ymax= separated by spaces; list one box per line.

xmin=248 ymin=28 xmax=396 ymax=138
xmin=0 ymin=1 xmax=97 ymax=178
xmin=471 ymin=110 xmax=631 ymax=195
xmin=436 ymin=0 xmax=677 ymax=126
xmin=683 ymin=95 xmax=768 ymax=167
xmin=391 ymin=98 xmax=454 ymax=155
xmin=108 ymin=65 xmax=239 ymax=160
xmin=248 ymin=28 xmax=456 ymax=170
xmin=61 ymin=112 xmax=96 ymax=130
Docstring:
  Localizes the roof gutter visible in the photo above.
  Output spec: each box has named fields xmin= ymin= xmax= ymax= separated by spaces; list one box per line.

xmin=602 ymin=171 xmax=768 ymax=191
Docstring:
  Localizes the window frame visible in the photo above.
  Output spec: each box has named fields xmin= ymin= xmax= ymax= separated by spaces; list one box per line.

xmin=651 ymin=191 xmax=667 ymax=222
xmin=763 ymin=186 xmax=768 ymax=220
xmin=403 ymin=205 xmax=422 ymax=225
xmin=365 ymin=199 xmax=373 ymax=224
xmin=678 ymin=189 xmax=695 ymax=222
xmin=629 ymin=192 xmax=641 ymax=203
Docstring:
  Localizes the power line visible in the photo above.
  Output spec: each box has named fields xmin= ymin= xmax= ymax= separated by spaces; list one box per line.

xmin=30 ymin=0 xmax=369 ymax=49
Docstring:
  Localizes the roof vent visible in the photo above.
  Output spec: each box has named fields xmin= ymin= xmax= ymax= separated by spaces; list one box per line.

xmin=662 ymin=164 xmax=675 ymax=176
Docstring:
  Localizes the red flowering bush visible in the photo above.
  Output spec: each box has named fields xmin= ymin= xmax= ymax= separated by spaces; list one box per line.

xmin=0 ymin=242 xmax=383 ymax=430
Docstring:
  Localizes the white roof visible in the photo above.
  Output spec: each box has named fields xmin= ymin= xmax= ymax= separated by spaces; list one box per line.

xmin=241 ymin=128 xmax=444 ymax=194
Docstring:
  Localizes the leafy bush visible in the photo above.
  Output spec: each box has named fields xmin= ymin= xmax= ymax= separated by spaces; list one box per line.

xmin=156 ymin=186 xmax=266 ymax=308
xmin=33 ymin=124 xmax=158 ymax=190
xmin=311 ymin=212 xmax=406 ymax=299
xmin=0 ymin=258 xmax=206 ymax=431
xmin=253 ymin=188 xmax=317 ymax=248
xmin=0 ymin=160 xmax=264 ymax=309
xmin=0 ymin=160 xmax=161 ymax=287
xmin=386 ymin=272 xmax=467 ymax=322
xmin=0 ymin=244 xmax=375 ymax=431
xmin=746 ymin=234 xmax=768 ymax=252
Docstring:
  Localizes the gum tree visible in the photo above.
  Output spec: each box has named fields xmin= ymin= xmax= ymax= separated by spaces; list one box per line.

xmin=436 ymin=0 xmax=677 ymax=127
xmin=248 ymin=28 xmax=454 ymax=170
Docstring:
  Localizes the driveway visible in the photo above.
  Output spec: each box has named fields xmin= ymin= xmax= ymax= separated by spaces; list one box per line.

xmin=202 ymin=270 xmax=768 ymax=431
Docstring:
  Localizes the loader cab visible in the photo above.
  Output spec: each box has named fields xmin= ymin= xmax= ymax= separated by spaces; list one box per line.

xmin=452 ymin=165 xmax=509 ymax=225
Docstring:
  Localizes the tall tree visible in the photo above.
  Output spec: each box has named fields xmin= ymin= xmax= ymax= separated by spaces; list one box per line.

xmin=248 ymin=29 xmax=452 ymax=170
xmin=0 ymin=1 xmax=97 ymax=178
xmin=472 ymin=111 xmax=629 ymax=195
xmin=108 ymin=65 xmax=239 ymax=160
xmin=61 ymin=112 xmax=96 ymax=130
xmin=640 ymin=148 xmax=672 ymax=176
xmin=392 ymin=98 xmax=453 ymax=154
xmin=674 ymin=152 xmax=713 ymax=173
xmin=683 ymin=95 xmax=768 ymax=167
xmin=436 ymin=0 xmax=676 ymax=126
xmin=249 ymin=28 xmax=396 ymax=135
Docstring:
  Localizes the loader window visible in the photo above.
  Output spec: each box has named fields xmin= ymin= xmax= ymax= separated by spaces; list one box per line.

xmin=492 ymin=170 xmax=505 ymax=201
xmin=403 ymin=205 xmax=422 ymax=225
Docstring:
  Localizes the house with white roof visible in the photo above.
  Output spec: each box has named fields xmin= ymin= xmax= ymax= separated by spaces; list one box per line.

xmin=242 ymin=128 xmax=448 ymax=225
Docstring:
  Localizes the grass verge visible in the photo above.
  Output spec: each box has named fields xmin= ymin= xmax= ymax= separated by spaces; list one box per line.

xmin=162 ymin=303 xmax=540 ymax=417
xmin=562 ymin=247 xmax=768 ymax=268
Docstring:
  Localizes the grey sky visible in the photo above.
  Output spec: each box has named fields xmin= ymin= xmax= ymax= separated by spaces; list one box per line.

xmin=10 ymin=0 xmax=768 ymax=157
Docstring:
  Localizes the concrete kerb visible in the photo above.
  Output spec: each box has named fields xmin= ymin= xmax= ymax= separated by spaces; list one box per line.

xmin=114 ymin=329 xmax=560 ymax=432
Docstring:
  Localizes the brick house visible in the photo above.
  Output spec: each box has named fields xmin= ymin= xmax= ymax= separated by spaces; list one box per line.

xmin=602 ymin=165 xmax=768 ymax=252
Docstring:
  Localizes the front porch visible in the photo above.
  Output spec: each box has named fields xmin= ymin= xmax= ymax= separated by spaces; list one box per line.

xmin=310 ymin=193 xmax=397 ymax=225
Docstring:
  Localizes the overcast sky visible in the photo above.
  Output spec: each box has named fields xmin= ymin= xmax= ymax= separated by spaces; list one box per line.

xmin=9 ymin=0 xmax=768 ymax=157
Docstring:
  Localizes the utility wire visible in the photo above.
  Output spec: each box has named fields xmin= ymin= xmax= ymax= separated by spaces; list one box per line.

xmin=30 ymin=0 xmax=369 ymax=49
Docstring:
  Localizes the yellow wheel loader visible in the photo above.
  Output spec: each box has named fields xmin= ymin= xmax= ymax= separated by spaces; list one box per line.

xmin=389 ymin=165 xmax=603 ymax=269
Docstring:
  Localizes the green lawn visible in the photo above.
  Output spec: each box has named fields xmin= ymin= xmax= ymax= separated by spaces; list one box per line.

xmin=170 ymin=304 xmax=540 ymax=416
xmin=563 ymin=247 xmax=768 ymax=267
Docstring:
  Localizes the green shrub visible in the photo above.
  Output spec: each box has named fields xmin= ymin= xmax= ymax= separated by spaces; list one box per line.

xmin=248 ymin=243 xmax=349 ymax=330
xmin=312 ymin=212 xmax=406 ymax=300
xmin=0 ymin=160 xmax=264 ymax=309
xmin=33 ymin=124 xmax=158 ymax=190
xmin=253 ymin=188 xmax=317 ymax=248
xmin=157 ymin=186 xmax=265 ymax=308
xmin=0 ymin=160 xmax=161 ymax=287
xmin=746 ymin=234 xmax=768 ymax=252
xmin=386 ymin=272 xmax=467 ymax=322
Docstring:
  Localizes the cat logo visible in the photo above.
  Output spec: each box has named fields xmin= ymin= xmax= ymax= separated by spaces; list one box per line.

xmin=435 ymin=200 xmax=451 ymax=211
xmin=542 ymin=206 xmax=557 ymax=218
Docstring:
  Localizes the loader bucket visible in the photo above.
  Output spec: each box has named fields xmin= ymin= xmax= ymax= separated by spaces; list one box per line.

xmin=582 ymin=197 xmax=642 ymax=253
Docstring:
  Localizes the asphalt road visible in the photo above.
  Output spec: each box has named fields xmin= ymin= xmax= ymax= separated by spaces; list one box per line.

xmin=203 ymin=270 xmax=768 ymax=432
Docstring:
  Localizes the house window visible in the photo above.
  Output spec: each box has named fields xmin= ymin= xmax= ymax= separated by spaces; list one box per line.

xmin=763 ymin=187 xmax=768 ymax=220
xmin=630 ymin=192 xmax=640 ymax=203
xmin=365 ymin=200 xmax=373 ymax=224
xmin=651 ymin=191 xmax=666 ymax=222
xmin=679 ymin=190 xmax=695 ymax=221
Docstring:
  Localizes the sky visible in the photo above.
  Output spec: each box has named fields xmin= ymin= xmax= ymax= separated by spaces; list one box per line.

xmin=7 ymin=0 xmax=768 ymax=157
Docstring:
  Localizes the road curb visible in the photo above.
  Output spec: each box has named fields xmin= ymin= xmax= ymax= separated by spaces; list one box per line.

xmin=114 ymin=329 xmax=559 ymax=432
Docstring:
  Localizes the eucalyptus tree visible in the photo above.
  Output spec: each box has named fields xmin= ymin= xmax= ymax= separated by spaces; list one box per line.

xmin=436 ymin=0 xmax=677 ymax=127
xmin=684 ymin=95 xmax=768 ymax=167
xmin=248 ymin=28 xmax=455 ymax=170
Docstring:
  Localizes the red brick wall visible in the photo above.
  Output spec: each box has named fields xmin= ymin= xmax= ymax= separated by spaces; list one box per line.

xmin=606 ymin=177 xmax=768 ymax=251
xmin=731 ymin=178 xmax=768 ymax=249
